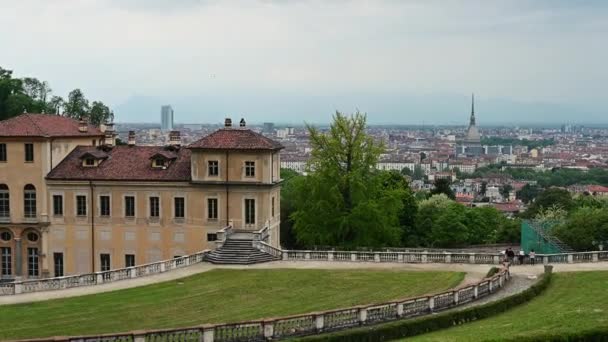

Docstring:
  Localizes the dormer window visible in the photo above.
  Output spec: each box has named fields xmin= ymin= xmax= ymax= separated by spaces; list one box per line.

xmin=79 ymin=151 xmax=107 ymax=167
xmin=153 ymin=158 xmax=167 ymax=168
xmin=84 ymin=158 xmax=95 ymax=167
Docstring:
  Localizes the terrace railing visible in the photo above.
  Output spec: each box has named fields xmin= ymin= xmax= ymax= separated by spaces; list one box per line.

xmin=0 ymin=251 xmax=209 ymax=296
xmin=15 ymin=267 xmax=511 ymax=342
xmin=253 ymin=242 xmax=608 ymax=266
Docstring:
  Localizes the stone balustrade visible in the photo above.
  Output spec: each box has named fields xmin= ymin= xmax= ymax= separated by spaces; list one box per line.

xmin=0 ymin=251 xmax=209 ymax=296
xmin=17 ymin=267 xmax=510 ymax=342
xmin=255 ymin=242 xmax=608 ymax=266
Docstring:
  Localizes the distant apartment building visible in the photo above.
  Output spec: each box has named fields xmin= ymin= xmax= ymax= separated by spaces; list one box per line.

xmin=161 ymin=105 xmax=174 ymax=131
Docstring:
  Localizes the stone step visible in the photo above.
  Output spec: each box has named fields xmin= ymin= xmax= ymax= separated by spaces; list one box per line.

xmin=205 ymin=239 xmax=278 ymax=265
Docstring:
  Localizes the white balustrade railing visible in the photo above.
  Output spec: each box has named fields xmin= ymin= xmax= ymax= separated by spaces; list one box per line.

xmin=0 ymin=251 xmax=209 ymax=296
xmin=27 ymin=267 xmax=511 ymax=342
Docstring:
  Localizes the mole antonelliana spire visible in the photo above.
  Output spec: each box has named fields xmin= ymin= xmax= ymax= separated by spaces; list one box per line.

xmin=470 ymin=93 xmax=475 ymax=126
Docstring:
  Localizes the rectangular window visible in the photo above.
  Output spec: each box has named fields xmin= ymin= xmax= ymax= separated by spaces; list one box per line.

xmin=100 ymin=195 xmax=110 ymax=216
xmin=271 ymin=197 xmax=275 ymax=217
xmin=174 ymin=197 xmax=185 ymax=218
xmin=24 ymin=143 xmax=34 ymax=162
xmin=125 ymin=196 xmax=135 ymax=217
xmin=208 ymin=160 xmax=219 ymax=176
xmin=0 ymin=143 xmax=6 ymax=162
xmin=27 ymin=247 xmax=39 ymax=277
xmin=207 ymin=198 xmax=218 ymax=220
xmin=84 ymin=158 xmax=95 ymax=166
xmin=1 ymin=247 xmax=11 ymax=276
xmin=0 ymin=190 xmax=8 ymax=218
xmin=76 ymin=195 xmax=87 ymax=216
xmin=207 ymin=233 xmax=218 ymax=242
xmin=53 ymin=252 xmax=64 ymax=277
xmin=245 ymin=161 xmax=255 ymax=177
xmin=53 ymin=195 xmax=63 ymax=216
xmin=149 ymin=197 xmax=159 ymax=217
xmin=100 ymin=253 xmax=111 ymax=272
xmin=24 ymin=188 xmax=36 ymax=218
xmin=125 ymin=254 xmax=135 ymax=268
xmin=245 ymin=198 xmax=255 ymax=225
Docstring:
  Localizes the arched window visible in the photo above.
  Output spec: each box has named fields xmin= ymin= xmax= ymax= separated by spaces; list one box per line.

xmin=0 ymin=185 xmax=8 ymax=219
xmin=24 ymin=184 xmax=36 ymax=218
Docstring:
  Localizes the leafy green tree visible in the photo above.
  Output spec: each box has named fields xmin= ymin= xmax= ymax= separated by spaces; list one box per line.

xmin=401 ymin=167 xmax=412 ymax=177
xmin=522 ymin=188 xmax=573 ymax=218
xmin=279 ymin=168 xmax=302 ymax=249
xmin=554 ymin=207 xmax=608 ymax=251
xmin=517 ymin=184 xmax=540 ymax=203
xmin=376 ymin=170 xmax=418 ymax=244
xmin=89 ymin=101 xmax=113 ymax=126
xmin=0 ymin=67 xmax=32 ymax=119
xmin=431 ymin=178 xmax=455 ymax=199
xmin=412 ymin=164 xmax=425 ymax=180
xmin=64 ymin=89 xmax=90 ymax=120
xmin=47 ymin=96 xmax=65 ymax=114
xmin=430 ymin=202 xmax=469 ymax=247
xmin=500 ymin=184 xmax=513 ymax=199
xmin=291 ymin=112 xmax=403 ymax=248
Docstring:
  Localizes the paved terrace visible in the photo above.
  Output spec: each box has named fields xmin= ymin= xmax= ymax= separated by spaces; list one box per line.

xmin=2 ymin=260 xmax=607 ymax=305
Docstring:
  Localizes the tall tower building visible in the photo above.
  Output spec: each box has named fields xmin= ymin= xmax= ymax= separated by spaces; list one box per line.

xmin=161 ymin=105 xmax=174 ymax=131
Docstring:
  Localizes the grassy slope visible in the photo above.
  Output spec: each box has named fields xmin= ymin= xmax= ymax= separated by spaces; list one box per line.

xmin=0 ymin=268 xmax=463 ymax=339
xmin=407 ymin=271 xmax=608 ymax=341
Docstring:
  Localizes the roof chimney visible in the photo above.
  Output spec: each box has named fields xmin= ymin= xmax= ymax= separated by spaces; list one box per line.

xmin=104 ymin=131 xmax=115 ymax=147
xmin=224 ymin=118 xmax=232 ymax=128
xmin=239 ymin=118 xmax=246 ymax=127
xmin=78 ymin=118 xmax=88 ymax=133
xmin=128 ymin=131 xmax=136 ymax=146
xmin=169 ymin=130 xmax=181 ymax=146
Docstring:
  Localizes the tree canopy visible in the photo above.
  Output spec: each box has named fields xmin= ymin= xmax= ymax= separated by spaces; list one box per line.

xmin=0 ymin=66 xmax=113 ymax=124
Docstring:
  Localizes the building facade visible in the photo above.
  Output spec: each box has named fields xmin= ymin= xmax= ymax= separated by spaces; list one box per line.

xmin=161 ymin=105 xmax=174 ymax=131
xmin=0 ymin=115 xmax=282 ymax=280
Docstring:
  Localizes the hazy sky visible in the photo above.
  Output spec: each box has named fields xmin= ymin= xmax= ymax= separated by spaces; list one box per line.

xmin=1 ymin=0 xmax=607 ymax=124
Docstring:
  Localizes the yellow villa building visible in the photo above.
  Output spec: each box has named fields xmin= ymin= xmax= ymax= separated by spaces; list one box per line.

xmin=0 ymin=114 xmax=282 ymax=279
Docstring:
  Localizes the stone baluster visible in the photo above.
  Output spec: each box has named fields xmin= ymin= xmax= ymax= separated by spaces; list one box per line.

xmin=397 ymin=303 xmax=404 ymax=317
xmin=374 ymin=253 xmax=380 ymax=263
xmin=359 ymin=308 xmax=368 ymax=325
xmin=202 ymin=325 xmax=215 ymax=342
xmin=567 ymin=254 xmax=573 ymax=264
xmin=96 ymin=272 xmax=103 ymax=284
xmin=445 ymin=253 xmax=451 ymax=263
xmin=315 ymin=314 xmax=325 ymax=331
xmin=473 ymin=285 xmax=479 ymax=299
xmin=14 ymin=282 xmax=22 ymax=295
xmin=469 ymin=253 xmax=475 ymax=264
xmin=130 ymin=267 xmax=137 ymax=279
xmin=421 ymin=251 xmax=428 ymax=263
xmin=160 ymin=263 xmax=166 ymax=272
xmin=397 ymin=253 xmax=404 ymax=262
xmin=454 ymin=291 xmax=459 ymax=304
xmin=133 ymin=331 xmax=146 ymax=342
xmin=428 ymin=297 xmax=435 ymax=312
xmin=305 ymin=252 xmax=311 ymax=260
xmin=493 ymin=255 xmax=500 ymax=264
xmin=328 ymin=251 xmax=334 ymax=261
xmin=263 ymin=320 xmax=274 ymax=339
xmin=351 ymin=252 xmax=357 ymax=262
xmin=489 ymin=279 xmax=493 ymax=293
xmin=593 ymin=252 xmax=599 ymax=262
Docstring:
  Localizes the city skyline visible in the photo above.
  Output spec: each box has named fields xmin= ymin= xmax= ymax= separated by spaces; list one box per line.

xmin=1 ymin=1 xmax=607 ymax=124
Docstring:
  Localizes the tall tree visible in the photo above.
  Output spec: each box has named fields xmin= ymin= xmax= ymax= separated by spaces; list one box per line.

xmin=64 ymin=89 xmax=89 ymax=120
xmin=89 ymin=101 xmax=113 ymax=125
xmin=291 ymin=112 xmax=403 ymax=248
xmin=431 ymin=178 xmax=455 ymax=199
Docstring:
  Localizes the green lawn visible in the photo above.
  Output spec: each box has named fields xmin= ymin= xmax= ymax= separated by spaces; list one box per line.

xmin=0 ymin=268 xmax=463 ymax=339
xmin=406 ymin=271 xmax=608 ymax=341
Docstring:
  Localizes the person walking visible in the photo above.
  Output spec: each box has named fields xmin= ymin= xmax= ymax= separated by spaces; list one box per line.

xmin=530 ymin=249 xmax=536 ymax=265
xmin=507 ymin=248 xmax=515 ymax=264
xmin=518 ymin=250 xmax=525 ymax=265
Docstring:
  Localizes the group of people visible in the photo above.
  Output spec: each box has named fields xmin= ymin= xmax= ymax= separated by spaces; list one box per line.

xmin=503 ymin=247 xmax=536 ymax=265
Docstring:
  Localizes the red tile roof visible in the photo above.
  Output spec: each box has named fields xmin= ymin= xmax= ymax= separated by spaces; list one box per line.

xmin=47 ymin=146 xmax=191 ymax=182
xmin=587 ymin=185 xmax=608 ymax=193
xmin=188 ymin=128 xmax=283 ymax=151
xmin=0 ymin=114 xmax=103 ymax=137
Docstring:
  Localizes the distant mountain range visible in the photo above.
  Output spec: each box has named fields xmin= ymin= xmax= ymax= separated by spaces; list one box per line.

xmin=113 ymin=92 xmax=604 ymax=126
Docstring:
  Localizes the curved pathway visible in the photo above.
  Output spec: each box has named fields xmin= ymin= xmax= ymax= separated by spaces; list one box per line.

xmin=1 ymin=261 xmax=607 ymax=305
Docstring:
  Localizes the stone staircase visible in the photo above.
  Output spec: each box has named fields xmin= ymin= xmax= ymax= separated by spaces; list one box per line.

xmin=205 ymin=238 xmax=278 ymax=265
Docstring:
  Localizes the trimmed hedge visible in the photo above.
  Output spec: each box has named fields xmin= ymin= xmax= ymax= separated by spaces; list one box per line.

xmin=295 ymin=271 xmax=553 ymax=342
xmin=485 ymin=267 xmax=500 ymax=278
xmin=495 ymin=328 xmax=608 ymax=342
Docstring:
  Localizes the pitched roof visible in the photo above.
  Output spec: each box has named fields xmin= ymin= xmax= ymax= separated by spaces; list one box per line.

xmin=188 ymin=128 xmax=283 ymax=151
xmin=47 ymin=146 xmax=191 ymax=182
xmin=0 ymin=114 xmax=103 ymax=137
